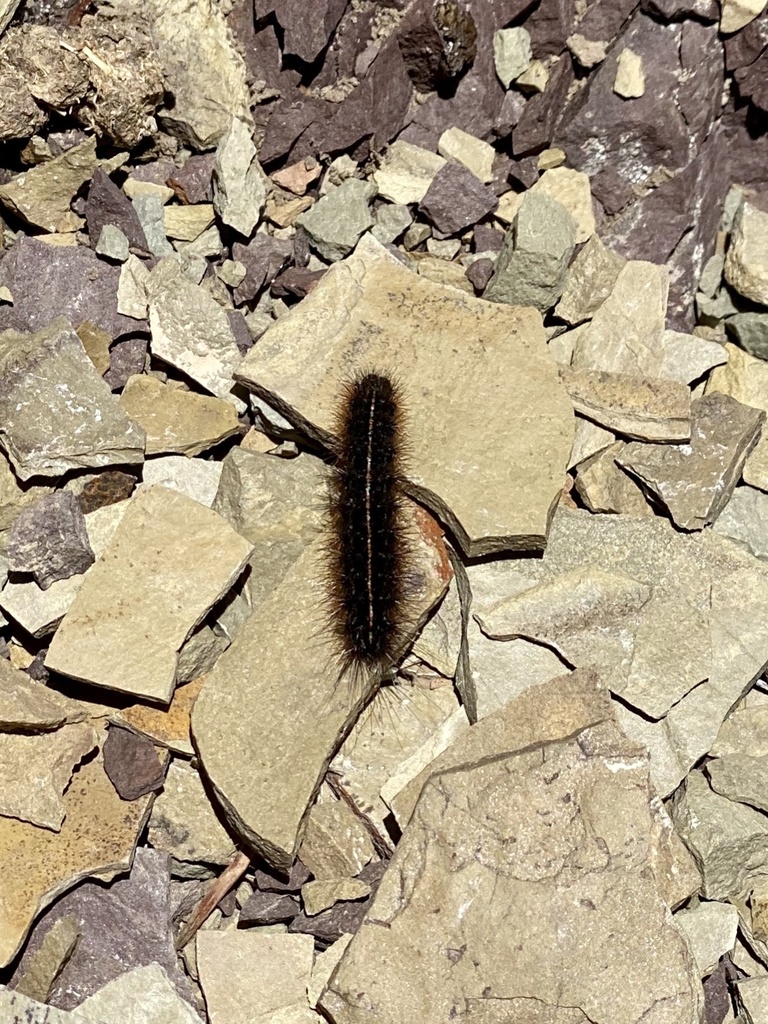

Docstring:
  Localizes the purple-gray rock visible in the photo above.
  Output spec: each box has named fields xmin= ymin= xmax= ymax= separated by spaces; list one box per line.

xmin=527 ymin=0 xmax=577 ymax=56
xmin=287 ymin=859 xmax=386 ymax=946
xmin=513 ymin=53 xmax=573 ymax=157
xmin=724 ymin=8 xmax=768 ymax=70
xmin=127 ymin=159 xmax=178 ymax=186
xmin=103 ymin=725 xmax=167 ymax=801
xmin=473 ymin=223 xmax=505 ymax=252
xmin=271 ymin=266 xmax=325 ymax=299
xmin=466 ymin=257 xmax=495 ymax=292
xmin=167 ymin=153 xmax=216 ymax=205
xmin=645 ymin=0 xmax=718 ymax=18
xmin=255 ymin=0 xmax=348 ymax=64
xmin=253 ymin=860 xmax=312 ymax=893
xmin=419 ymin=161 xmax=498 ymax=234
xmin=227 ymin=310 xmax=253 ymax=355
xmin=735 ymin=52 xmax=768 ymax=113
xmin=8 ymin=491 xmax=94 ymax=590
xmin=104 ymin=336 xmax=148 ymax=391
xmin=239 ymin=890 xmax=300 ymax=926
xmin=85 ymin=169 xmax=147 ymax=251
xmin=232 ymin=235 xmax=293 ymax=305
xmin=576 ymin=0 xmax=638 ymax=44
xmin=258 ymin=95 xmax=330 ymax=167
xmin=0 ymin=236 xmax=144 ymax=340
xmin=9 ymin=848 xmax=199 ymax=1012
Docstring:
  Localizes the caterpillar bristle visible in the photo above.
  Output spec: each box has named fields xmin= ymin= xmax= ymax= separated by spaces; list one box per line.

xmin=324 ymin=370 xmax=410 ymax=680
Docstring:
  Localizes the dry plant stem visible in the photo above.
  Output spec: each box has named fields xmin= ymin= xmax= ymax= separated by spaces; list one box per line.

xmin=326 ymin=768 xmax=394 ymax=860
xmin=174 ymin=849 xmax=250 ymax=951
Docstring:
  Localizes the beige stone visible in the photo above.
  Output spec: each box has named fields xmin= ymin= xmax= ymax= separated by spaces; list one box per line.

xmin=531 ymin=167 xmax=595 ymax=244
xmin=656 ymin=329 xmax=728 ymax=384
xmin=614 ymin=47 xmax=645 ymax=98
xmin=707 ymin=343 xmax=768 ymax=491
xmin=0 ymin=724 xmax=97 ymax=831
xmin=574 ymin=441 xmax=653 ymax=515
xmin=0 ymin=749 xmax=152 ymax=967
xmin=139 ymin=454 xmax=223 ymax=507
xmin=117 ymin=253 xmax=151 ymax=320
xmin=119 ymin=374 xmax=240 ymax=456
xmin=123 ymin=179 xmax=174 ymax=203
xmin=73 ymin=962 xmax=205 ymax=1024
xmin=193 ymin=511 xmax=450 ymax=871
xmin=76 ymin=322 xmax=112 ymax=376
xmin=321 ymin=678 xmax=701 ymax=1024
xmin=725 ymin=200 xmax=768 ymax=305
xmin=415 ymin=255 xmax=474 ymax=294
xmin=12 ymin=915 xmax=79 ymax=1002
xmin=113 ymin=677 xmax=203 ymax=756
xmin=308 ymin=934 xmax=352 ymax=1008
xmin=537 ymin=147 xmax=566 ymax=170
xmin=712 ymin=704 xmax=768 ymax=758
xmin=706 ymin=752 xmax=768 ymax=812
xmin=567 ymin=416 xmax=615 ymax=469
xmin=738 ymin=975 xmax=768 ymax=1024
xmin=196 ymin=932 xmax=313 ymax=1024
xmin=560 ymin=366 xmax=691 ymax=441
xmin=437 ymin=127 xmax=495 ymax=183
xmin=213 ymin=118 xmax=268 ymax=236
xmin=149 ymin=760 xmax=236 ymax=864
xmin=720 ymin=0 xmax=768 ymax=34
xmin=45 ymin=486 xmax=253 ymax=704
xmin=299 ymin=785 xmax=375 ymax=880
xmin=0 ymin=657 xmax=87 ymax=731
xmin=516 ymin=57 xmax=549 ymax=92
xmin=571 ymin=260 xmax=669 ymax=374
xmin=301 ymin=878 xmax=370 ymax=917
xmin=0 ymin=138 xmax=97 ymax=232
xmin=674 ymin=901 xmax=739 ymax=977
xmin=163 ymin=204 xmax=215 ymax=241
xmin=236 ymin=234 xmax=575 ymax=558
xmin=494 ymin=189 xmax=524 ymax=226
xmin=373 ymin=141 xmax=446 ymax=205
xmin=556 ymin=233 xmax=626 ymax=326
xmin=567 ymin=32 xmax=607 ymax=68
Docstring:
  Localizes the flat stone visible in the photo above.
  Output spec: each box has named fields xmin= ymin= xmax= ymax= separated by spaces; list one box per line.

xmin=9 ymin=492 xmax=94 ymax=590
xmin=308 ymin=934 xmax=352 ymax=1008
xmin=493 ymin=26 xmax=532 ymax=87
xmin=725 ymin=200 xmax=768 ymax=305
xmin=151 ymin=0 xmax=250 ymax=150
xmin=707 ymin=343 xmax=768 ymax=491
xmin=95 ymin=225 xmax=130 ymax=263
xmin=238 ymin=890 xmax=299 ymax=927
xmin=237 ymin=235 xmax=575 ymax=558
xmin=119 ymin=375 xmax=239 ymax=457
xmin=714 ymin=486 xmax=768 ymax=559
xmin=77 ymin=323 xmax=113 ymax=377
xmin=706 ymin=752 xmax=768 ymax=812
xmin=301 ymin=878 xmax=370 ymax=917
xmin=656 ymin=329 xmax=728 ymax=384
xmin=0 ymin=749 xmax=152 ymax=968
xmin=45 ymin=486 xmax=253 ymax=704
xmin=320 ymin=676 xmax=700 ymax=1024
xmin=0 ymin=989 xmax=72 ymax=1023
xmin=212 ymin=118 xmax=268 ymax=237
xmin=0 ymin=318 xmax=145 ymax=481
xmin=131 ymin=193 xmax=174 ymax=257
xmin=674 ymin=901 xmax=739 ymax=977
xmin=727 ymin=313 xmax=768 ymax=360
xmin=148 ymin=759 xmax=236 ymax=865
xmin=140 ymin=454 xmax=224 ymax=506
xmin=567 ymin=417 xmax=615 ymax=469
xmin=371 ymin=203 xmax=412 ymax=245
xmin=531 ymin=167 xmax=595 ymax=244
xmin=0 ymin=657 xmax=87 ymax=731
xmin=271 ymin=159 xmax=321 ymax=197
xmin=372 ymin=141 xmax=446 ymax=205
xmin=670 ymin=769 xmax=768 ymax=899
xmin=163 ymin=204 xmax=215 ymax=241
xmin=616 ymin=393 xmax=764 ymax=530
xmin=418 ymin=161 xmax=498 ymax=235
xmin=614 ymin=47 xmax=645 ymax=97
xmin=113 ymin=677 xmax=204 ymax=757
xmin=738 ymin=976 xmax=768 ymax=1024
xmin=196 ymin=932 xmax=314 ymax=1024
xmin=103 ymin=724 xmax=167 ymax=801
xmin=0 ymin=723 xmax=97 ymax=831
xmin=560 ymin=366 xmax=692 ymax=441
xmin=296 ymin=179 xmax=374 ymax=262
xmin=116 ymin=255 xmax=151 ymax=320
xmin=574 ymin=441 xmax=653 ymax=515
xmin=86 ymin=167 xmax=148 ymax=251
xmin=193 ymin=512 xmax=450 ymax=871
xmin=0 ymin=499 xmax=130 ymax=638
xmin=299 ymin=787 xmax=375 ymax=881
xmin=721 ymin=0 xmax=768 ymax=33
xmin=484 ymin=191 xmax=576 ymax=312
xmin=12 ymin=915 xmax=80 ymax=1003
xmin=552 ymin=234 xmax=630 ymax=325
xmin=146 ymin=258 xmax=244 ymax=407
xmin=437 ymin=126 xmax=495 ymax=183
xmin=73 ymin=962 xmax=204 ymax=1024
xmin=570 ymin=260 xmax=670 ymax=374
xmin=0 ymin=137 xmax=96 ymax=232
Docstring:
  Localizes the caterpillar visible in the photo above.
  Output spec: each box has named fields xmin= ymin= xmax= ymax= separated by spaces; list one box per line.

xmin=325 ymin=371 xmax=410 ymax=680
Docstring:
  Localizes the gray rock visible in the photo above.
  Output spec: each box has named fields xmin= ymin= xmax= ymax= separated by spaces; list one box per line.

xmin=493 ymin=27 xmax=532 ymax=87
xmin=371 ymin=203 xmax=413 ymax=245
xmin=95 ymin=225 xmax=130 ymax=263
xmin=725 ymin=200 xmax=768 ymax=306
xmin=699 ymin=253 xmax=725 ymax=298
xmin=727 ymin=313 xmax=768 ymax=361
xmin=670 ymin=770 xmax=768 ymax=899
xmin=131 ymin=194 xmax=173 ymax=257
xmin=555 ymin=232 xmax=627 ymax=325
xmin=617 ymin=393 xmax=765 ymax=530
xmin=75 ymin=963 xmax=204 ymax=1024
xmin=484 ymin=192 xmax=576 ymax=312
xmin=296 ymin=179 xmax=375 ymax=262
xmin=0 ymin=318 xmax=145 ymax=481
xmin=714 ymin=486 xmax=768 ymax=560
xmin=707 ymin=753 xmax=768 ymax=813
xmin=8 ymin=491 xmax=94 ymax=589
xmin=212 ymin=118 xmax=268 ymax=237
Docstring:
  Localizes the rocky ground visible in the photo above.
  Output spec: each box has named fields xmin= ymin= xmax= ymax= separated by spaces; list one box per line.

xmin=0 ymin=0 xmax=768 ymax=1022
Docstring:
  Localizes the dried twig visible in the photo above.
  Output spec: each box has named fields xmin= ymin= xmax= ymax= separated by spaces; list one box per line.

xmin=174 ymin=849 xmax=250 ymax=951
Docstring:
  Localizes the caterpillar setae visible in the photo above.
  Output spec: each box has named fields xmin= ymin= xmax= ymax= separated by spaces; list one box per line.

xmin=325 ymin=370 xmax=410 ymax=680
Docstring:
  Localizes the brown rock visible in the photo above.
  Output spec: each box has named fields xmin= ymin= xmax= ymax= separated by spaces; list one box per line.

xmin=574 ymin=441 xmax=653 ymax=516
xmin=76 ymin=471 xmax=136 ymax=515
xmin=513 ymin=52 xmax=573 ymax=156
xmin=8 ymin=492 xmax=94 ymax=590
xmin=418 ymin=161 xmax=498 ymax=235
xmin=103 ymin=724 xmax=167 ymax=801
xmin=465 ymin=257 xmax=494 ymax=292
xmin=113 ymin=677 xmax=204 ymax=758
xmin=85 ymin=168 xmax=148 ymax=251
xmin=76 ymin=322 xmax=112 ymax=376
xmin=396 ymin=0 xmax=478 ymax=93
xmin=167 ymin=152 xmax=216 ymax=204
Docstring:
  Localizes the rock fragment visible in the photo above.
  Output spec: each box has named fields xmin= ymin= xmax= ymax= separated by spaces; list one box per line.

xmin=674 ymin=901 xmax=739 ymax=977
xmin=45 ymin=486 xmax=253 ymax=704
xmin=418 ymin=161 xmax=497 ymax=234
xmin=706 ymin=752 xmax=768 ymax=813
xmin=493 ymin=26 xmax=532 ymax=86
xmin=0 ymin=318 xmax=145 ymax=481
xmin=301 ymin=878 xmax=370 ymax=917
xmin=725 ymin=199 xmax=768 ymax=305
xmin=372 ymin=141 xmax=445 ymax=205
xmin=11 ymin=915 xmax=80 ymax=1003
xmin=707 ymin=343 xmax=768 ymax=491
xmin=299 ymin=789 xmax=375 ymax=881
xmin=437 ymin=126 xmax=495 ymax=183
xmin=113 ymin=677 xmax=204 ymax=758
xmin=296 ymin=178 xmax=374 ymax=261
xmin=148 ymin=760 xmax=236 ymax=866
xmin=0 ymin=658 xmax=86 ymax=732
xmin=71 ymin=963 xmax=204 ymax=1024
xmin=212 ymin=118 xmax=268 ymax=237
xmin=720 ymin=0 xmax=768 ymax=33
xmin=714 ymin=486 xmax=768 ymax=560
xmin=574 ymin=441 xmax=653 ymax=515
xmin=0 ymin=137 xmax=96 ymax=233
xmin=8 ymin=492 xmax=94 ymax=590
xmin=103 ymin=725 xmax=167 ymax=801
xmin=85 ymin=168 xmax=148 ymax=251
xmin=614 ymin=47 xmax=645 ymax=97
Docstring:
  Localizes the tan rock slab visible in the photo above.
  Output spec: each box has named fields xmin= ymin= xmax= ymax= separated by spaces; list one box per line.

xmin=737 ymin=976 xmax=768 ymax=1024
xmin=574 ymin=441 xmax=653 ymax=515
xmin=706 ymin=752 xmax=768 ymax=812
xmin=707 ymin=342 xmax=768 ymax=492
xmin=614 ymin=47 xmax=645 ymax=98
xmin=236 ymin=234 xmax=575 ymax=557
xmin=321 ymin=676 xmax=701 ymax=1024
xmin=372 ymin=141 xmax=445 ymax=205
xmin=437 ymin=127 xmax=495 ymax=183
xmin=560 ymin=366 xmax=691 ymax=442
xmin=148 ymin=760 xmax=236 ymax=865
xmin=193 ymin=507 xmax=450 ymax=871
xmin=617 ymin=393 xmax=764 ymax=530
xmin=140 ymin=454 xmax=223 ymax=507
xmin=45 ymin=486 xmax=254 ymax=704
xmin=568 ymin=417 xmax=615 ymax=469
xmin=0 ymin=138 xmax=97 ymax=232
xmin=113 ymin=677 xmax=204 ymax=756
xmin=720 ymin=0 xmax=767 ymax=32
xmin=301 ymin=878 xmax=370 ymax=917
xmin=196 ymin=932 xmax=314 ymax=1024
xmin=725 ymin=199 xmax=768 ymax=306
xmin=12 ymin=915 xmax=80 ymax=1002
xmin=0 ymin=724 xmax=98 ymax=831
xmin=119 ymin=374 xmax=240 ymax=457
xmin=0 ymin=657 xmax=87 ymax=731
xmin=308 ymin=934 xmax=352 ymax=1008
xmin=164 ymin=204 xmax=215 ymax=241
xmin=656 ymin=329 xmax=728 ymax=385
xmin=299 ymin=786 xmax=375 ymax=880
xmin=531 ymin=167 xmax=595 ymax=244
xmin=555 ymin=234 xmax=627 ymax=326
xmin=213 ymin=118 xmax=269 ymax=237
xmin=571 ymin=260 xmax=669 ymax=375
xmin=712 ymin=704 xmax=768 ymax=758
xmin=77 ymin=322 xmax=112 ymax=376
xmin=674 ymin=901 xmax=739 ymax=977
xmin=73 ymin=962 xmax=205 ymax=1024
xmin=117 ymin=253 xmax=151 ymax=320
xmin=0 ymin=748 xmax=153 ymax=967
